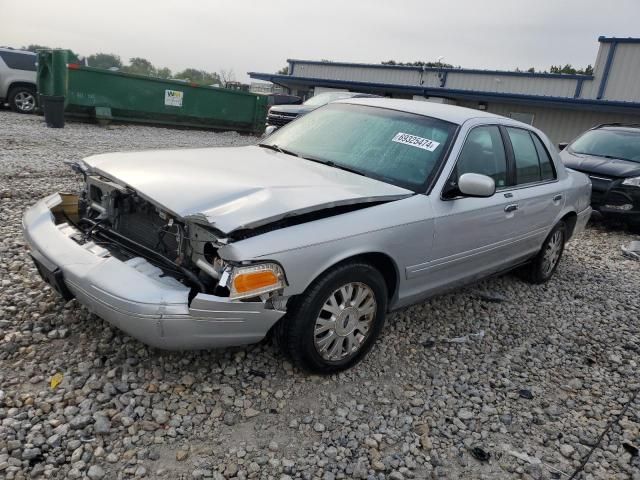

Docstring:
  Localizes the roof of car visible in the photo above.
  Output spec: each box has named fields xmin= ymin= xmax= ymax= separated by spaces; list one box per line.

xmin=0 ymin=47 xmax=36 ymax=55
xmin=336 ymin=97 xmax=503 ymax=125
xmin=597 ymin=123 xmax=640 ymax=132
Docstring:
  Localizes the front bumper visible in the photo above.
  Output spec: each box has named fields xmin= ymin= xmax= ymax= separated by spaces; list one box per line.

xmin=590 ymin=178 xmax=640 ymax=223
xmin=22 ymin=194 xmax=285 ymax=350
xmin=266 ymin=112 xmax=297 ymax=127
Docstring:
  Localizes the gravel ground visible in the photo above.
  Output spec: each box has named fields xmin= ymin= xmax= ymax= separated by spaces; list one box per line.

xmin=1 ymin=110 xmax=639 ymax=480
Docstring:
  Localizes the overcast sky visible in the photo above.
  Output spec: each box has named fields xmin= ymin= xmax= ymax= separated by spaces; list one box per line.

xmin=3 ymin=0 xmax=639 ymax=81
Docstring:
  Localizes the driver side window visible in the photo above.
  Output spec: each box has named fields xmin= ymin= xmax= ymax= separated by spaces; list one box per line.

xmin=456 ymin=126 xmax=508 ymax=188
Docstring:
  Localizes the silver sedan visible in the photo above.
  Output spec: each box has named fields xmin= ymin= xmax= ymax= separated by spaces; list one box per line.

xmin=23 ymin=98 xmax=592 ymax=372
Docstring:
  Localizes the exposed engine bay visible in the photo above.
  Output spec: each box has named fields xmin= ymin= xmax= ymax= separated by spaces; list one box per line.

xmin=58 ymin=164 xmax=278 ymax=301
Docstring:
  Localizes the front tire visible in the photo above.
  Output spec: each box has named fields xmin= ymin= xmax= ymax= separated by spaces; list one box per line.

xmin=277 ymin=262 xmax=388 ymax=373
xmin=520 ymin=221 xmax=566 ymax=284
xmin=8 ymin=86 xmax=37 ymax=113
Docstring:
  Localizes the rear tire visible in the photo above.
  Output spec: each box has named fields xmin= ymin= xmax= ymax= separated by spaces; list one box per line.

xmin=8 ymin=86 xmax=37 ymax=113
xmin=520 ymin=221 xmax=566 ymax=284
xmin=276 ymin=262 xmax=387 ymax=373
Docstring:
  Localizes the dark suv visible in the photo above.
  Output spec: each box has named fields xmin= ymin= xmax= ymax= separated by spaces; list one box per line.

xmin=0 ymin=48 xmax=38 ymax=113
xmin=560 ymin=123 xmax=640 ymax=225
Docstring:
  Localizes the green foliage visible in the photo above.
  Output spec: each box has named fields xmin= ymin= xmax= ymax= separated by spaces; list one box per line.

xmin=382 ymin=60 xmax=456 ymax=68
xmin=174 ymin=68 xmax=221 ymax=85
xmin=276 ymin=66 xmax=289 ymax=75
xmin=87 ymin=53 xmax=122 ymax=70
xmin=155 ymin=67 xmax=173 ymax=79
xmin=22 ymin=44 xmax=50 ymax=52
xmin=548 ymin=63 xmax=593 ymax=75
xmin=122 ymin=57 xmax=156 ymax=76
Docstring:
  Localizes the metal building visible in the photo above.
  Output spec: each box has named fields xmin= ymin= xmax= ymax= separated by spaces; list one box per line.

xmin=249 ymin=36 xmax=640 ymax=144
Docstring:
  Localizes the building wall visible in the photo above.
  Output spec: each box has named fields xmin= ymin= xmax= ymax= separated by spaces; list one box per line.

xmin=253 ymin=37 xmax=640 ymax=146
xmin=603 ymin=43 xmax=640 ymax=101
xmin=291 ymin=62 xmax=434 ymax=86
xmin=456 ymin=100 xmax=640 ymax=144
xmin=290 ymin=61 xmax=587 ymax=98
xmin=580 ymin=41 xmax=611 ymax=99
xmin=445 ymin=72 xmax=578 ymax=97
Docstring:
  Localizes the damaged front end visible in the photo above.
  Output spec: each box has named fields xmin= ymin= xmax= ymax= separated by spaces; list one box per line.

xmin=21 ymin=163 xmax=289 ymax=350
xmin=68 ymin=161 xmax=288 ymax=303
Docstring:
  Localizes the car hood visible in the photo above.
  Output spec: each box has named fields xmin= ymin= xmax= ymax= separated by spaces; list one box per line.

xmin=83 ymin=146 xmax=412 ymax=234
xmin=560 ymin=150 xmax=640 ymax=178
xmin=269 ymin=104 xmax=315 ymax=115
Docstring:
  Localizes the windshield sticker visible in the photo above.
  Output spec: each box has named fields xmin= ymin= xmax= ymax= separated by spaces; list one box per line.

xmin=392 ymin=132 xmax=440 ymax=152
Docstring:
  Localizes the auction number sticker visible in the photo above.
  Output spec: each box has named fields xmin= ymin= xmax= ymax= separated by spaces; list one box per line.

xmin=392 ymin=132 xmax=440 ymax=152
xmin=164 ymin=89 xmax=184 ymax=107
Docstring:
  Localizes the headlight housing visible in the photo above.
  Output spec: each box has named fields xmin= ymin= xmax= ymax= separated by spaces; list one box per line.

xmin=228 ymin=263 xmax=286 ymax=300
xmin=622 ymin=176 xmax=640 ymax=187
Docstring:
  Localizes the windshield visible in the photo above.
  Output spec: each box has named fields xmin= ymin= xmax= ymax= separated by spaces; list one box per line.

xmin=261 ymin=103 xmax=457 ymax=191
xmin=569 ymin=128 xmax=640 ymax=163
xmin=303 ymin=92 xmax=358 ymax=107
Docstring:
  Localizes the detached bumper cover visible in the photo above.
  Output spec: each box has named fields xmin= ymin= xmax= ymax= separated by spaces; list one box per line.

xmin=22 ymin=194 xmax=285 ymax=350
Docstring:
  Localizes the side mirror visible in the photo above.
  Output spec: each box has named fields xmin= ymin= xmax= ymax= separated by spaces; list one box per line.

xmin=458 ymin=173 xmax=496 ymax=198
xmin=558 ymin=142 xmax=568 ymax=151
xmin=263 ymin=125 xmax=277 ymax=137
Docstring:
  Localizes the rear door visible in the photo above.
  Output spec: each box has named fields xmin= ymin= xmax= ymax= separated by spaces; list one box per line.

xmin=502 ymin=126 xmax=564 ymax=253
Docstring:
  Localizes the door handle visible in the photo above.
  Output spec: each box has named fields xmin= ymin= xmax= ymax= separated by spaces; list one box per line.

xmin=553 ymin=194 xmax=563 ymax=202
xmin=504 ymin=203 xmax=519 ymax=213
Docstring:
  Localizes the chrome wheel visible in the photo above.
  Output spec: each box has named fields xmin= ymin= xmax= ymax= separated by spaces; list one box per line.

xmin=14 ymin=91 xmax=36 ymax=112
xmin=313 ymin=282 xmax=376 ymax=362
xmin=541 ymin=229 xmax=563 ymax=276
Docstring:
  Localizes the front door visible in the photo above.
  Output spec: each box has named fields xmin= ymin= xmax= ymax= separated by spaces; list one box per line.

xmin=409 ymin=125 xmax=524 ymax=292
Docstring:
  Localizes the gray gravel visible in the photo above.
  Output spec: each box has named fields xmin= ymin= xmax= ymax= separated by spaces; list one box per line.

xmin=1 ymin=110 xmax=639 ymax=480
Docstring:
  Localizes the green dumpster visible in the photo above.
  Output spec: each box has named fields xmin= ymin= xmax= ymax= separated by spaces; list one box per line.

xmin=37 ymin=49 xmax=267 ymax=134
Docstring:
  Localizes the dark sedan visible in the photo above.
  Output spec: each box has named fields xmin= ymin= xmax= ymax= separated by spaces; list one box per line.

xmin=560 ymin=123 xmax=640 ymax=226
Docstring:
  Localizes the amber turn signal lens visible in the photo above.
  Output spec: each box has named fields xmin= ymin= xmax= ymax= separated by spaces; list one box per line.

xmin=233 ymin=270 xmax=279 ymax=293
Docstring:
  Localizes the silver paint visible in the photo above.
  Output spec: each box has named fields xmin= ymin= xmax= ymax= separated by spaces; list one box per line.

xmin=23 ymin=99 xmax=592 ymax=350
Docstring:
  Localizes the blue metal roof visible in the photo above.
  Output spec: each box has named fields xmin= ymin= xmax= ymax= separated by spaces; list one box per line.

xmin=598 ymin=36 xmax=640 ymax=44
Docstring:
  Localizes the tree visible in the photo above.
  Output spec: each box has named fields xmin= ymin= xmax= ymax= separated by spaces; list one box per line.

xmin=174 ymin=68 xmax=220 ymax=85
xmin=87 ymin=53 xmax=122 ymax=70
xmin=276 ymin=65 xmax=289 ymax=75
xmin=381 ymin=60 xmax=456 ymax=68
xmin=548 ymin=63 xmax=592 ymax=75
xmin=156 ymin=67 xmax=173 ymax=79
xmin=123 ymin=57 xmax=156 ymax=76
xmin=22 ymin=44 xmax=50 ymax=52
xmin=527 ymin=67 xmax=536 ymax=73
xmin=219 ymin=68 xmax=236 ymax=86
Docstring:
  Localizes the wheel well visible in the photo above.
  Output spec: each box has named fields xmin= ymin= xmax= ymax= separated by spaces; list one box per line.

xmin=561 ymin=211 xmax=578 ymax=240
xmin=8 ymin=82 xmax=37 ymax=94
xmin=322 ymin=252 xmax=399 ymax=302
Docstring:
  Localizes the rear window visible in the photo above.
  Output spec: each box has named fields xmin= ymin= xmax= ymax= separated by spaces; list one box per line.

xmin=0 ymin=51 xmax=36 ymax=71
xmin=507 ymin=127 xmax=556 ymax=184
